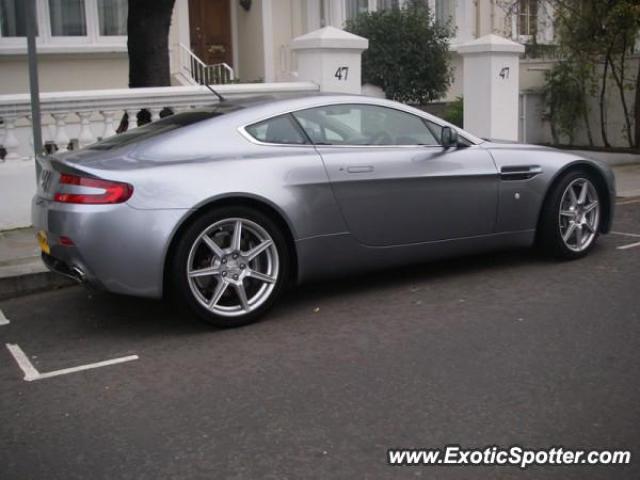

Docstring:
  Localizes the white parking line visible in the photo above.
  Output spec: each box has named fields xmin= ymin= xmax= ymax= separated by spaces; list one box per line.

xmin=0 ymin=309 xmax=9 ymax=326
xmin=5 ymin=343 xmax=138 ymax=382
xmin=616 ymin=198 xmax=640 ymax=206
xmin=618 ymin=241 xmax=640 ymax=251
xmin=611 ymin=231 xmax=640 ymax=238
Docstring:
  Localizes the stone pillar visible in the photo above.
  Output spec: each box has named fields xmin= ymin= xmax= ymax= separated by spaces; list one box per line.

xmin=290 ymin=26 xmax=368 ymax=94
xmin=458 ymin=34 xmax=525 ymax=141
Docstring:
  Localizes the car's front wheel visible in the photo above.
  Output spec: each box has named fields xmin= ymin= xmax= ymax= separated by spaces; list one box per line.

xmin=171 ymin=206 xmax=289 ymax=327
xmin=538 ymin=169 xmax=602 ymax=259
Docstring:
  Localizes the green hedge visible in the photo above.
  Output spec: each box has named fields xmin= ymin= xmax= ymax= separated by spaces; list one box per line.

xmin=346 ymin=2 xmax=452 ymax=105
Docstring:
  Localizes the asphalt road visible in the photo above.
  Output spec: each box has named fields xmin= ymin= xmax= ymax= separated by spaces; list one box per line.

xmin=1 ymin=200 xmax=639 ymax=480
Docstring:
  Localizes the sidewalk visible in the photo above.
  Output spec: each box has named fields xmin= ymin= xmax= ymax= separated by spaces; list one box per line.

xmin=0 ymin=228 xmax=73 ymax=300
xmin=613 ymin=164 xmax=640 ymax=198
xmin=1 ymin=163 xmax=639 ymax=300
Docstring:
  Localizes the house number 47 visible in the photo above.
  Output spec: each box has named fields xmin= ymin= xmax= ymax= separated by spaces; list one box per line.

xmin=334 ymin=66 xmax=349 ymax=81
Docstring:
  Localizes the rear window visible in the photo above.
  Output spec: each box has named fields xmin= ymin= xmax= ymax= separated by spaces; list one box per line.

xmin=89 ymin=106 xmax=242 ymax=151
xmin=245 ymin=114 xmax=308 ymax=145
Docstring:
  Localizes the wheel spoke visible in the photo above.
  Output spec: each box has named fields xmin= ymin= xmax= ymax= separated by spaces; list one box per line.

xmin=578 ymin=180 xmax=589 ymax=204
xmin=231 ymin=220 xmax=242 ymax=251
xmin=202 ymin=235 xmax=224 ymax=258
xmin=584 ymin=222 xmax=595 ymax=233
xmin=245 ymin=239 xmax=273 ymax=261
xmin=563 ymin=222 xmax=577 ymax=242
xmin=584 ymin=201 xmax=599 ymax=214
xmin=208 ymin=280 xmax=228 ymax=309
xmin=568 ymin=186 xmax=578 ymax=208
xmin=234 ymin=283 xmax=250 ymax=311
xmin=189 ymin=266 xmax=221 ymax=278
xmin=560 ymin=209 xmax=574 ymax=217
xmin=575 ymin=224 xmax=584 ymax=247
xmin=247 ymin=269 xmax=275 ymax=284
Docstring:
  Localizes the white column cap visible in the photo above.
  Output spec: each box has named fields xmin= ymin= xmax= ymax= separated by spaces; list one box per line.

xmin=457 ymin=34 xmax=525 ymax=55
xmin=290 ymin=26 xmax=368 ymax=51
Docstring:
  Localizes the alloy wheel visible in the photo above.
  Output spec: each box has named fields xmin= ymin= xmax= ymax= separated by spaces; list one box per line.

xmin=186 ymin=218 xmax=279 ymax=317
xmin=558 ymin=178 xmax=600 ymax=252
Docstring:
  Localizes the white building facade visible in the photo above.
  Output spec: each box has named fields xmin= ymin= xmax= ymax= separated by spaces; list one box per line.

xmin=0 ymin=0 xmax=554 ymax=94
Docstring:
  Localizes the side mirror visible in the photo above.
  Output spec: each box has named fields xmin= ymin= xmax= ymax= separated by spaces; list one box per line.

xmin=441 ymin=126 xmax=458 ymax=148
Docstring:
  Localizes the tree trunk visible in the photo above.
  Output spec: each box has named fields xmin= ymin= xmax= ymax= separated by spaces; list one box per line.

xmin=607 ymin=42 xmax=634 ymax=148
xmin=549 ymin=103 xmax=559 ymax=145
xmin=127 ymin=0 xmax=176 ymax=88
xmin=635 ymin=58 xmax=640 ymax=149
xmin=579 ymin=81 xmax=594 ymax=147
xmin=599 ymin=55 xmax=611 ymax=148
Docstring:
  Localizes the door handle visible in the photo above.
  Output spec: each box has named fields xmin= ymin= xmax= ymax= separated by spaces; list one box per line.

xmin=500 ymin=165 xmax=542 ymax=180
xmin=346 ymin=165 xmax=374 ymax=173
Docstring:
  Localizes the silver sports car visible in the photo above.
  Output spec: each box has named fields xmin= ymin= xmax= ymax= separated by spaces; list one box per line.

xmin=32 ymin=94 xmax=615 ymax=327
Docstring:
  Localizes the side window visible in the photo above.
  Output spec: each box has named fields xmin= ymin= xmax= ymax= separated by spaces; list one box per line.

xmin=292 ymin=104 xmax=440 ymax=146
xmin=245 ymin=114 xmax=307 ymax=145
xmin=424 ymin=120 xmax=443 ymax=144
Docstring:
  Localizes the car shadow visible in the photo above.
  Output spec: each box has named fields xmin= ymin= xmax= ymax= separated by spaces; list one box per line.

xmin=60 ymin=245 xmax=588 ymax=339
xmin=278 ymin=247 xmax=552 ymax=313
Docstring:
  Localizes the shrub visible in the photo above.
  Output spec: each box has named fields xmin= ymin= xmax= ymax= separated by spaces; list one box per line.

xmin=542 ymin=61 xmax=590 ymax=145
xmin=443 ymin=96 xmax=463 ymax=127
xmin=346 ymin=1 xmax=453 ymax=105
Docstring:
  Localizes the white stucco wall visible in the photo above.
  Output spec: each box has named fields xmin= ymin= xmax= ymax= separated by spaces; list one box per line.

xmin=235 ymin=0 xmax=266 ymax=82
xmin=520 ymin=56 xmax=639 ymax=148
xmin=269 ymin=0 xmax=306 ymax=82
xmin=0 ymin=162 xmax=36 ymax=230
xmin=0 ymin=53 xmax=129 ymax=95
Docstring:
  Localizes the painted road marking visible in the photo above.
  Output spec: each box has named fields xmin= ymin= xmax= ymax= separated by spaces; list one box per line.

xmin=5 ymin=343 xmax=138 ymax=382
xmin=617 ymin=241 xmax=640 ymax=251
xmin=611 ymin=231 xmax=640 ymax=238
xmin=616 ymin=198 xmax=640 ymax=206
xmin=610 ymin=232 xmax=640 ymax=250
xmin=0 ymin=309 xmax=9 ymax=326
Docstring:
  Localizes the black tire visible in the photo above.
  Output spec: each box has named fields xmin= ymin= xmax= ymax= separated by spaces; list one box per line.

xmin=170 ymin=206 xmax=290 ymax=328
xmin=537 ymin=168 xmax=601 ymax=260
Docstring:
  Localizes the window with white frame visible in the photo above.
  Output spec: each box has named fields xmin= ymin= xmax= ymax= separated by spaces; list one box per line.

xmin=97 ymin=0 xmax=126 ymax=36
xmin=377 ymin=0 xmax=399 ymax=10
xmin=49 ymin=0 xmax=87 ymax=36
xmin=0 ymin=0 xmax=127 ymax=50
xmin=0 ymin=0 xmax=33 ymax=37
xmin=435 ymin=0 xmax=455 ymax=26
xmin=517 ymin=0 xmax=537 ymax=37
xmin=345 ymin=0 xmax=369 ymax=21
xmin=344 ymin=0 xmax=401 ymax=23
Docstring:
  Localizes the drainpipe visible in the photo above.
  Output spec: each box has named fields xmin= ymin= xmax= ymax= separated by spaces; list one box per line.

xmin=475 ymin=0 xmax=480 ymax=38
xmin=520 ymin=93 xmax=527 ymax=143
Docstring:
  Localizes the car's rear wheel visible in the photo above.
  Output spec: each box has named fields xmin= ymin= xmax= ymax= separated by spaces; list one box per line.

xmin=538 ymin=169 xmax=602 ymax=259
xmin=171 ymin=206 xmax=289 ymax=327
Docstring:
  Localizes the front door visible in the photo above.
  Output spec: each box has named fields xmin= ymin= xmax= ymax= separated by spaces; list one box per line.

xmin=292 ymin=104 xmax=499 ymax=247
xmin=189 ymin=0 xmax=232 ymax=66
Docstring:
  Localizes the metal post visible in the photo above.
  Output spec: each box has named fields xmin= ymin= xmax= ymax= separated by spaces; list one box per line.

xmin=25 ymin=0 xmax=43 ymax=167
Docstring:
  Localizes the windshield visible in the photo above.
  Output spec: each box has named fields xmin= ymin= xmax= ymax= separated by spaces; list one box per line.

xmin=89 ymin=106 xmax=243 ymax=151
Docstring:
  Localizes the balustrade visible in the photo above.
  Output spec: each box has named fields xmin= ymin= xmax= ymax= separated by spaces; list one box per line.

xmin=0 ymin=82 xmax=319 ymax=162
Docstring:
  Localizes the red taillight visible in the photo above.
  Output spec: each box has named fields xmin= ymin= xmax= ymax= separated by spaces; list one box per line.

xmin=58 ymin=235 xmax=74 ymax=246
xmin=54 ymin=174 xmax=133 ymax=204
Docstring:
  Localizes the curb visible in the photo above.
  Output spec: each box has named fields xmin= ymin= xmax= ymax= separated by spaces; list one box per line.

xmin=0 ymin=270 xmax=75 ymax=301
xmin=568 ymin=151 xmax=640 ymax=167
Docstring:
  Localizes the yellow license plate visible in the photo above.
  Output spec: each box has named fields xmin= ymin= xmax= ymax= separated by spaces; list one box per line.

xmin=37 ymin=230 xmax=50 ymax=255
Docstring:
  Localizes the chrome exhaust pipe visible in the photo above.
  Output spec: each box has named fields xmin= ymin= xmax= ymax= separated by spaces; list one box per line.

xmin=71 ymin=265 xmax=86 ymax=283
